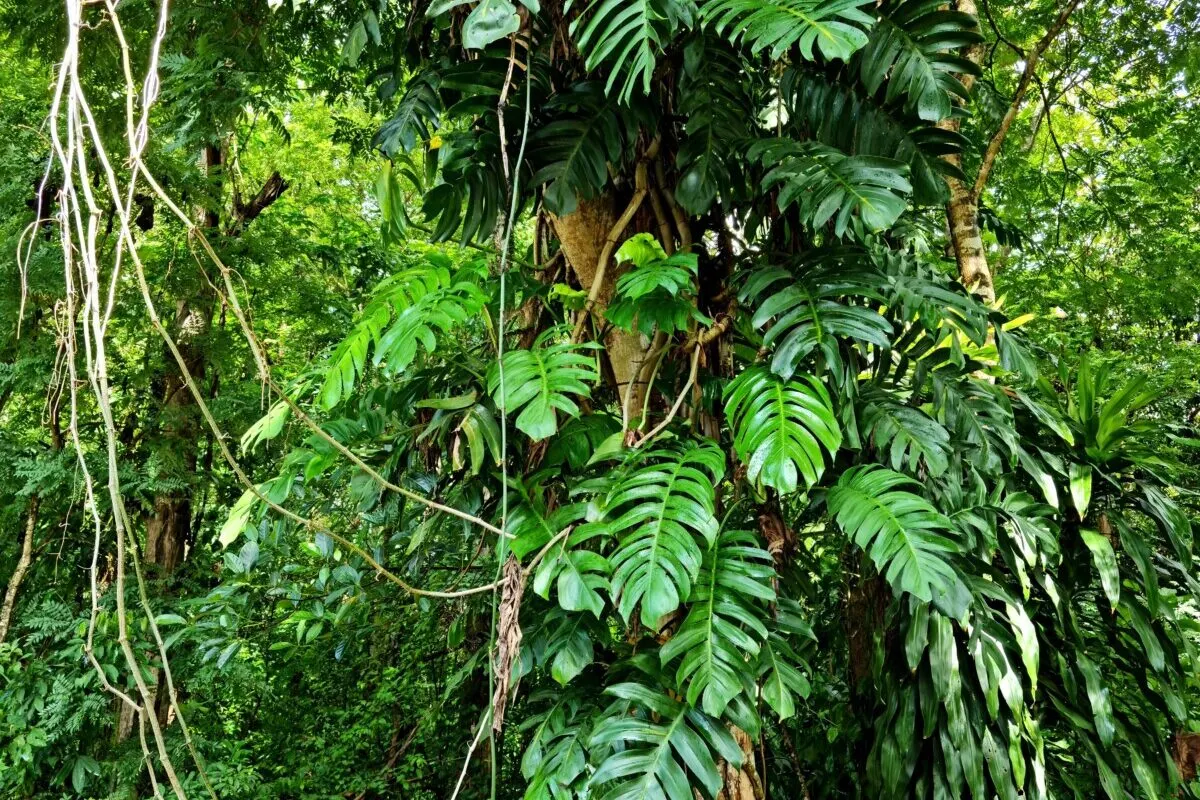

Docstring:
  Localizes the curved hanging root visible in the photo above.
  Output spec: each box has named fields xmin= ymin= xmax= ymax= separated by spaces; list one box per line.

xmin=41 ymin=6 xmax=516 ymax=800
xmin=47 ymin=1 xmax=192 ymax=795
xmin=136 ymin=168 xmax=509 ymax=542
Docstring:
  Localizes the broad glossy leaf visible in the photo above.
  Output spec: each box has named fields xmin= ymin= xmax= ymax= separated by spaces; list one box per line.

xmin=725 ymin=366 xmax=842 ymax=493
xmin=828 ymin=465 xmax=962 ymax=604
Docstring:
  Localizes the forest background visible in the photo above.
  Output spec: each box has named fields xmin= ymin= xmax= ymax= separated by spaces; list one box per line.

xmin=1 ymin=0 xmax=1199 ymax=798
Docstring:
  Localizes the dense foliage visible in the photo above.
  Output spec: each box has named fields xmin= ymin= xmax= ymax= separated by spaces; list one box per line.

xmin=1 ymin=0 xmax=1198 ymax=798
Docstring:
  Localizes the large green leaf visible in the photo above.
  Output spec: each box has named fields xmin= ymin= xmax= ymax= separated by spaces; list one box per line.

xmin=520 ymin=691 xmax=595 ymax=798
xmin=783 ymin=65 xmax=967 ymax=203
xmin=674 ymin=35 xmax=754 ymax=215
xmin=531 ymin=82 xmax=640 ymax=216
xmin=725 ymin=366 xmax=842 ymax=493
xmin=606 ymin=234 xmax=707 ymax=336
xmin=589 ymin=676 xmax=742 ymax=798
xmin=318 ymin=258 xmax=471 ymax=409
xmin=828 ymin=465 xmax=962 ymax=604
xmin=860 ymin=394 xmax=951 ymax=477
xmin=699 ymin=0 xmax=873 ymax=60
xmin=1080 ymin=528 xmax=1120 ymax=612
xmin=488 ymin=328 xmax=601 ymax=440
xmin=756 ymin=598 xmax=816 ymax=720
xmin=571 ymin=0 xmax=693 ymax=103
xmin=587 ymin=442 xmax=725 ymax=627
xmin=739 ymin=254 xmax=892 ymax=379
xmin=748 ymin=139 xmax=912 ymax=235
xmin=857 ymin=0 xmax=983 ymax=122
xmin=659 ymin=529 xmax=775 ymax=716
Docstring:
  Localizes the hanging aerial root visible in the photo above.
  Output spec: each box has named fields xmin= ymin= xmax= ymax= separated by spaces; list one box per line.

xmin=490 ymin=554 xmax=525 ymax=732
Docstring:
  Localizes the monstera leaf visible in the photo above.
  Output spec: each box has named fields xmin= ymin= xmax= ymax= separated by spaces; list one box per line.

xmin=659 ymin=529 xmax=775 ymax=716
xmin=725 ymin=366 xmax=842 ymax=493
xmin=858 ymin=0 xmax=983 ymax=122
xmin=589 ymin=672 xmax=744 ymax=798
xmin=828 ymin=465 xmax=962 ymax=604
xmin=699 ymin=0 xmax=874 ymax=60
xmin=749 ymin=139 xmax=912 ymax=234
xmin=587 ymin=442 xmax=725 ymax=627
xmin=487 ymin=328 xmax=601 ymax=440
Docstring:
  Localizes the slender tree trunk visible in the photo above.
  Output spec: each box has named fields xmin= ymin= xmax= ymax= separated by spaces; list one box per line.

xmin=941 ymin=0 xmax=993 ymax=302
xmin=0 ymin=495 xmax=41 ymax=645
xmin=144 ymin=143 xmax=221 ymax=576
xmin=943 ymin=0 xmax=1081 ymax=303
xmin=946 ymin=182 xmax=994 ymax=303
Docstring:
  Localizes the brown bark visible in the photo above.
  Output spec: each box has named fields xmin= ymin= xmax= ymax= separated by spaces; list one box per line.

xmin=946 ymin=183 xmax=994 ymax=303
xmin=0 ymin=495 xmax=41 ymax=645
xmin=940 ymin=0 xmax=993 ymax=303
xmin=229 ymin=170 xmax=289 ymax=235
xmin=711 ymin=727 xmax=764 ymax=800
xmin=550 ymin=194 xmax=654 ymax=418
xmin=1174 ymin=732 xmax=1200 ymax=782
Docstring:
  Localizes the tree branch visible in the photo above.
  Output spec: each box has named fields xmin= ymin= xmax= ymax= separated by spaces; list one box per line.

xmin=228 ymin=171 xmax=289 ymax=235
xmin=971 ymin=0 xmax=1084 ymax=200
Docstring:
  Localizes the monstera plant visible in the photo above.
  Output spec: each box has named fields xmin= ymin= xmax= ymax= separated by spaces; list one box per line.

xmin=221 ymin=0 xmax=1198 ymax=797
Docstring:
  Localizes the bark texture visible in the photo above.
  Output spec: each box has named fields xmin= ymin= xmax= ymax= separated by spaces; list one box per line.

xmin=711 ymin=727 xmax=764 ymax=800
xmin=0 ymin=495 xmax=40 ymax=645
xmin=940 ymin=0 xmax=993 ymax=303
xmin=550 ymin=195 xmax=653 ymax=416
xmin=943 ymin=0 xmax=1080 ymax=304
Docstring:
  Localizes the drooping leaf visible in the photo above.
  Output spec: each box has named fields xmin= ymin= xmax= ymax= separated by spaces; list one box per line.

xmin=659 ymin=529 xmax=775 ymax=716
xmin=828 ymin=465 xmax=963 ymax=605
xmin=725 ymin=366 xmax=842 ymax=493
xmin=587 ymin=441 xmax=725 ymax=627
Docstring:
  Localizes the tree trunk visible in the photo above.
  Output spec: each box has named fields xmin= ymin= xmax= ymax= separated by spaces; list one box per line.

xmin=941 ymin=0 xmax=994 ymax=303
xmin=144 ymin=143 xmax=221 ymax=577
xmin=946 ymin=183 xmax=994 ymax=303
xmin=943 ymin=0 xmax=1081 ymax=303
xmin=711 ymin=727 xmax=764 ymax=800
xmin=550 ymin=194 xmax=654 ymax=419
xmin=0 ymin=495 xmax=40 ymax=645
